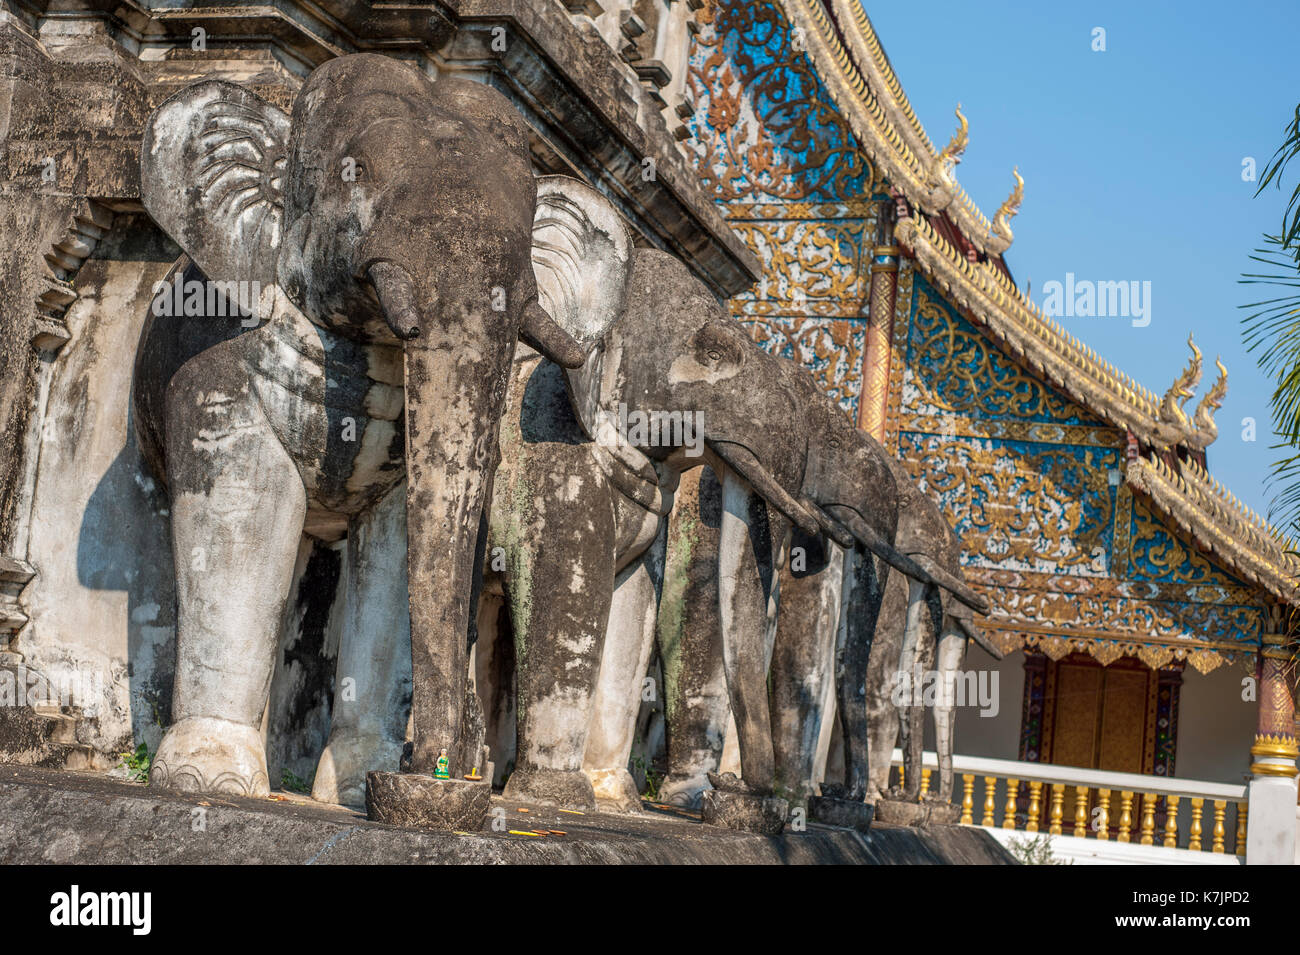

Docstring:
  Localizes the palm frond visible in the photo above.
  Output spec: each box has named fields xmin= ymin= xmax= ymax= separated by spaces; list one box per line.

xmin=1255 ymin=103 xmax=1300 ymax=255
xmin=1242 ymin=112 xmax=1300 ymax=533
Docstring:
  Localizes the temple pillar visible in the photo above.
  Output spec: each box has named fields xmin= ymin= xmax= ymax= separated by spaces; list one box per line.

xmin=856 ymin=217 xmax=899 ymax=442
xmin=1245 ymin=621 xmax=1298 ymax=865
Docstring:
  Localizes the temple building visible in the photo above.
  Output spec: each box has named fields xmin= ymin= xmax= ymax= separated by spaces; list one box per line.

xmin=680 ymin=0 xmax=1298 ymax=860
xmin=0 ymin=0 xmax=1294 ymax=862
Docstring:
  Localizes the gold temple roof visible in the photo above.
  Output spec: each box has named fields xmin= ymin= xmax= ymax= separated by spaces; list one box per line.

xmin=783 ymin=0 xmax=1300 ymax=606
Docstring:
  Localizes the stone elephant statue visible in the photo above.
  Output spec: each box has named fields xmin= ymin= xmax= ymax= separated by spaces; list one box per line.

xmin=863 ymin=458 xmax=1001 ymax=817
xmin=485 ymin=245 xmax=955 ymax=811
xmin=644 ymin=373 xmax=987 ymax=814
xmin=132 ymin=54 xmax=611 ymax=797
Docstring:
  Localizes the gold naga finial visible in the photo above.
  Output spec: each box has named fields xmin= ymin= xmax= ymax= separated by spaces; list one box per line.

xmin=1189 ymin=357 xmax=1229 ymax=449
xmin=995 ymin=167 xmax=1024 ymax=224
xmin=938 ymin=104 xmax=968 ymax=167
xmin=1159 ymin=334 xmax=1203 ymax=429
xmin=987 ymin=167 xmax=1025 ymax=254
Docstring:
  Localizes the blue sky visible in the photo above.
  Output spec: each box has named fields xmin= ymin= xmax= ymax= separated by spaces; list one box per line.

xmin=865 ymin=0 xmax=1300 ymax=521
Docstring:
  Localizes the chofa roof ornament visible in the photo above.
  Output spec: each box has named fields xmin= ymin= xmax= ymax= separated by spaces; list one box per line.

xmin=985 ymin=167 xmax=1023 ymax=256
xmin=925 ymin=105 xmax=967 ymax=209
xmin=937 ymin=104 xmax=968 ymax=168
xmin=1156 ymin=334 xmax=1227 ymax=449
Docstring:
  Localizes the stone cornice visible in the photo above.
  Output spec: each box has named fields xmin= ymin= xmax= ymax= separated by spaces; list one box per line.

xmin=7 ymin=0 xmax=760 ymax=296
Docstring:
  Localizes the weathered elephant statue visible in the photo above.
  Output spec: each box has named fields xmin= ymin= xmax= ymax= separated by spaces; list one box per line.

xmin=864 ymin=459 xmax=1000 ymax=820
xmin=132 ymin=54 xmax=599 ymax=797
xmin=483 ymin=243 xmax=960 ymax=811
xmin=485 ymin=245 xmax=817 ymax=809
xmin=643 ymin=376 xmax=987 ymax=817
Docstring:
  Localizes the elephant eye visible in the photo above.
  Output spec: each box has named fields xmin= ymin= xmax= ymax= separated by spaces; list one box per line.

xmin=706 ymin=348 xmax=723 ymax=362
xmin=829 ymin=437 xmax=841 ymax=450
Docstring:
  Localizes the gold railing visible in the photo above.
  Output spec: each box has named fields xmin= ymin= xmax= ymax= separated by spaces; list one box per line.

xmin=890 ymin=751 xmax=1248 ymax=856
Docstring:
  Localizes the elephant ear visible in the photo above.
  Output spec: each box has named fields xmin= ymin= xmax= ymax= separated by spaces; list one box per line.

xmin=531 ymin=175 xmax=632 ymax=438
xmin=141 ymin=81 xmax=289 ymax=289
xmin=531 ymin=175 xmax=632 ymax=348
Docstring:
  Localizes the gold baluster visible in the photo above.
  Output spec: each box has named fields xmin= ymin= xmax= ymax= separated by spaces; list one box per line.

xmin=1139 ymin=792 xmax=1156 ymax=845
xmin=960 ymin=775 xmax=974 ymax=825
xmin=1117 ymin=791 xmax=1134 ymax=842
xmin=921 ymin=767 xmax=932 ymax=795
xmin=1003 ymin=778 xmax=1019 ymax=829
xmin=1188 ymin=798 xmax=1204 ymax=851
xmin=1096 ymin=789 xmax=1111 ymax=840
xmin=1026 ymin=781 xmax=1042 ymax=832
xmin=1235 ymin=802 xmax=1247 ymax=856
xmin=1048 ymin=784 xmax=1064 ymax=835
xmin=1163 ymin=796 xmax=1179 ymax=848
xmin=1212 ymin=800 xmax=1226 ymax=853
xmin=1073 ymin=785 xmax=1088 ymax=837
xmin=981 ymin=777 xmax=996 ymax=827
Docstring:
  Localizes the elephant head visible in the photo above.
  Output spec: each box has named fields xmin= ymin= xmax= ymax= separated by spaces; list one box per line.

xmin=139 ymin=54 xmax=620 ymax=787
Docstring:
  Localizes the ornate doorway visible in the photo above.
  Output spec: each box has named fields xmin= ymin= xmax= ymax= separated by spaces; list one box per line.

xmin=1019 ymin=651 xmax=1182 ymax=776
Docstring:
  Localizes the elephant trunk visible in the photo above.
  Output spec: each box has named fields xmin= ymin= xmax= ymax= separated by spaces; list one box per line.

xmin=400 ymin=287 xmax=511 ymax=777
xmin=367 ymin=261 xmax=422 ymax=340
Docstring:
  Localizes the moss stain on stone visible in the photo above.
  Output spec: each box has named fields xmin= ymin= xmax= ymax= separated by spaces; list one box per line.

xmin=656 ymin=508 xmax=698 ymax=725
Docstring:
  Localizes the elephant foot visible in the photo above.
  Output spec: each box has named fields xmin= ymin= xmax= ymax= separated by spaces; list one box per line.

xmin=502 ymin=766 xmax=596 ymax=810
xmin=312 ymin=734 xmax=405 ymax=807
xmin=585 ymin=767 xmax=642 ymax=812
xmin=773 ymin=781 xmax=816 ymax=813
xmin=701 ymin=787 xmax=788 ymax=835
xmin=366 ymin=772 xmax=491 ymax=832
xmin=873 ymin=796 xmax=960 ymax=828
xmin=149 ymin=717 xmax=270 ymax=797
xmin=656 ymin=772 xmax=711 ymax=810
xmin=808 ymin=794 xmax=875 ymax=833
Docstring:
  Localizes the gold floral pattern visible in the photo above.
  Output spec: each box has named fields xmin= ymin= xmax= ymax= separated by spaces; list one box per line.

xmin=900 ymin=435 xmax=1118 ymax=575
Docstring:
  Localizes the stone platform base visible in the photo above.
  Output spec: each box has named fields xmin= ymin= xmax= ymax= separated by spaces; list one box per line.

xmin=701 ymin=788 xmax=789 ymax=835
xmin=366 ymin=771 xmax=491 ymax=831
xmin=874 ymin=798 xmax=961 ymax=828
xmin=809 ymin=795 xmax=875 ymax=832
xmin=0 ymin=764 xmax=1016 ymax=864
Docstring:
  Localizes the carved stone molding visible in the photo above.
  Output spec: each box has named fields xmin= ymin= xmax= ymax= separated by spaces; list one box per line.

xmin=0 ymin=554 xmax=35 ymax=648
xmin=32 ymin=202 xmax=115 ymax=351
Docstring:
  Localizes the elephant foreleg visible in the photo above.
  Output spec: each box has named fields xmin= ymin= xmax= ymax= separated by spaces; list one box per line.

xmin=864 ymin=569 xmax=909 ymax=800
xmin=498 ymin=462 xmax=616 ymax=810
xmin=151 ymin=373 xmax=306 ymax=797
xmin=656 ymin=468 xmax=730 ymax=807
xmin=834 ymin=546 xmax=885 ymax=802
xmin=311 ymin=483 xmax=412 ymax=806
xmin=901 ymin=585 xmax=942 ymax=802
xmin=770 ymin=535 xmax=844 ymax=807
xmin=583 ymin=544 xmax=662 ymax=810
xmin=716 ymin=466 xmax=777 ymax=793
xmin=895 ymin=578 xmax=931 ymax=802
xmin=933 ymin=626 xmax=966 ymax=803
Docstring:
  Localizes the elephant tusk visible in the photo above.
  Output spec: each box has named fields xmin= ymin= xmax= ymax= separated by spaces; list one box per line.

xmin=521 ymin=300 xmax=587 ymax=369
xmin=367 ymin=260 xmax=422 ymax=340
xmin=798 ymin=498 xmax=856 ymax=549
xmin=911 ymin=553 xmax=989 ymax=614
xmin=955 ymin=616 xmax=1002 ymax=659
